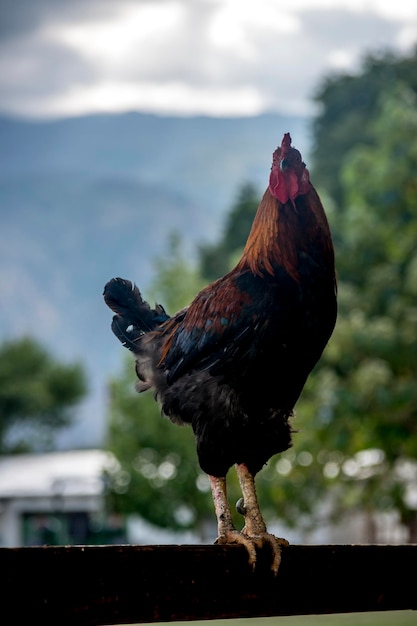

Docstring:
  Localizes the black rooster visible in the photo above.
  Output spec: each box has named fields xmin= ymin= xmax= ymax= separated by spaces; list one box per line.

xmin=104 ymin=133 xmax=337 ymax=573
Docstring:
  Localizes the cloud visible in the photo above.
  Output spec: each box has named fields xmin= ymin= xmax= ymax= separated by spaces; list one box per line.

xmin=0 ymin=0 xmax=415 ymax=118
xmin=0 ymin=0 xmax=122 ymax=40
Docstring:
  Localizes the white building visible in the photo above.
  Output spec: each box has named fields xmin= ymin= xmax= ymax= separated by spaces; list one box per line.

xmin=0 ymin=449 xmax=120 ymax=547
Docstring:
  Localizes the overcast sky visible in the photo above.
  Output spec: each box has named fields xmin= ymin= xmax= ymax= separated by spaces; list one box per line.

xmin=0 ymin=0 xmax=416 ymax=119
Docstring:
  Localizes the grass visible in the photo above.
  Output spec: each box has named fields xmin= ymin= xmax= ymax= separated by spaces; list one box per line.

xmin=136 ymin=613 xmax=416 ymax=626
xmin=211 ymin=614 xmax=415 ymax=626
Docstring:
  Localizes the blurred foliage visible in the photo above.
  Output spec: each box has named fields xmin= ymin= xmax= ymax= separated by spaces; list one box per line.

xmin=282 ymin=56 xmax=417 ymax=536
xmin=198 ymin=182 xmax=259 ymax=281
xmin=311 ymin=47 xmax=417 ymax=208
xmin=149 ymin=232 xmax=206 ymax=313
xmin=106 ymin=358 xmax=210 ymax=532
xmin=106 ymin=48 xmax=417 ymax=540
xmin=0 ymin=336 xmax=87 ymax=453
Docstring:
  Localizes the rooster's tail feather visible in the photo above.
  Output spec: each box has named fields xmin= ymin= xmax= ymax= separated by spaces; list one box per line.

xmin=103 ymin=277 xmax=169 ymax=353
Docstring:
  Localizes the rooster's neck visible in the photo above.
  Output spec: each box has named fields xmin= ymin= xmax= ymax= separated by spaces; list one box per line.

xmin=238 ymin=189 xmax=299 ymax=281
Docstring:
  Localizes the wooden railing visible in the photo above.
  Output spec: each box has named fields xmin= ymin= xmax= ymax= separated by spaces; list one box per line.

xmin=2 ymin=544 xmax=416 ymax=625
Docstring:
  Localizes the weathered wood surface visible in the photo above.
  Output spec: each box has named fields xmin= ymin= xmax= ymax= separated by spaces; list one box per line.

xmin=2 ymin=543 xmax=416 ymax=626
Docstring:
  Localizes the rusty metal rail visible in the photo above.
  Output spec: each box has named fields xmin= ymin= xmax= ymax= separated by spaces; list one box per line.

xmin=2 ymin=543 xmax=416 ymax=625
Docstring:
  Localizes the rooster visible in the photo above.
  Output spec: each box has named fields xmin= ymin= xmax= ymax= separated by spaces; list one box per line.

xmin=104 ymin=133 xmax=337 ymax=573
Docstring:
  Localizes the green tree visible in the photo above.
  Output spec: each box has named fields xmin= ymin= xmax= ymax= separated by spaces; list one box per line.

xmin=312 ymin=48 xmax=417 ymax=207
xmin=149 ymin=232 xmax=205 ymax=312
xmin=326 ymin=85 xmax=417 ymax=535
xmin=106 ymin=358 xmax=214 ymax=535
xmin=0 ymin=336 xmax=87 ymax=453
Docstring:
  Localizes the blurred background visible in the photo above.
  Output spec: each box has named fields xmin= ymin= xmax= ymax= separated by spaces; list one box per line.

xmin=0 ymin=0 xmax=416 ymax=548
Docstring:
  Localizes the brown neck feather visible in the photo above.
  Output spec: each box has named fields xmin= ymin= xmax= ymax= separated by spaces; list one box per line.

xmin=237 ymin=187 xmax=334 ymax=283
xmin=238 ymin=189 xmax=299 ymax=280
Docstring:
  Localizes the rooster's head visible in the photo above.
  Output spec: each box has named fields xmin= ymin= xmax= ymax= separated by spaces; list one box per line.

xmin=269 ymin=133 xmax=311 ymax=206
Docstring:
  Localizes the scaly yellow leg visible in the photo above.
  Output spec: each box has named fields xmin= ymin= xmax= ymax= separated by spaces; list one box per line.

xmin=235 ymin=463 xmax=288 ymax=574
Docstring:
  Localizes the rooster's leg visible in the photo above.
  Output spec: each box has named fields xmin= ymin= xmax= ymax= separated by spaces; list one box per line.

xmin=235 ymin=463 xmax=288 ymax=574
xmin=209 ymin=475 xmax=259 ymax=569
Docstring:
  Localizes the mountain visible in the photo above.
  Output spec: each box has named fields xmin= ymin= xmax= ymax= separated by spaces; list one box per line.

xmin=0 ymin=111 xmax=309 ymax=448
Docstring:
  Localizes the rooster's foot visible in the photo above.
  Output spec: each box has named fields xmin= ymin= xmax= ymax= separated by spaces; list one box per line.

xmin=215 ymin=529 xmax=288 ymax=574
